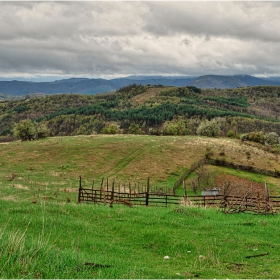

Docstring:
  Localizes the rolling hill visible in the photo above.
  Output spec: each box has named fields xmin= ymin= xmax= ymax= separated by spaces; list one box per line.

xmin=1 ymin=134 xmax=280 ymax=278
xmin=0 ymin=134 xmax=279 ymax=193
xmin=1 ymin=81 xmax=280 ymax=279
xmin=189 ymin=74 xmax=276 ymax=89
xmin=1 ymin=84 xmax=280 ymax=143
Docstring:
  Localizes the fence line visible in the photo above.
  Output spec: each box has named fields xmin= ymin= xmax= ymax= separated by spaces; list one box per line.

xmin=172 ymin=158 xmax=207 ymax=193
xmin=172 ymin=156 xmax=280 ymax=194
xmin=78 ymin=176 xmax=280 ymax=213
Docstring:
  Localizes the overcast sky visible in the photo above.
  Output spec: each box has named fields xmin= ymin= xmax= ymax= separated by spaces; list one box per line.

xmin=1 ymin=1 xmax=280 ymax=81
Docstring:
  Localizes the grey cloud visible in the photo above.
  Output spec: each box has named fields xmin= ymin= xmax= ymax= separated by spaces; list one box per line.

xmin=144 ymin=2 xmax=280 ymax=42
xmin=0 ymin=1 xmax=280 ymax=78
xmin=181 ymin=38 xmax=191 ymax=46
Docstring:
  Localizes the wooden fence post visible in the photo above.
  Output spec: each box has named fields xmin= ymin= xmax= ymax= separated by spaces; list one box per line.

xmin=100 ymin=177 xmax=104 ymax=201
xmin=110 ymin=179 xmax=115 ymax=207
xmin=92 ymin=178 xmax=94 ymax=198
xmin=78 ymin=176 xmax=82 ymax=203
xmin=265 ymin=181 xmax=270 ymax=212
xmin=265 ymin=181 xmax=269 ymax=199
xmin=146 ymin=177 xmax=150 ymax=206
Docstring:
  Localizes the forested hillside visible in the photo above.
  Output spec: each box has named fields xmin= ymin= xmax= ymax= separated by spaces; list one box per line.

xmin=1 ymin=84 xmax=280 ymax=143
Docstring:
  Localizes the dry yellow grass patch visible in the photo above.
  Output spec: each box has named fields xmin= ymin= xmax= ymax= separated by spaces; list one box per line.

xmin=1 ymin=195 xmax=17 ymax=201
xmin=13 ymin=184 xmax=30 ymax=190
xmin=59 ymin=188 xmax=77 ymax=193
xmin=50 ymin=171 xmax=61 ymax=177
xmin=131 ymin=87 xmax=172 ymax=104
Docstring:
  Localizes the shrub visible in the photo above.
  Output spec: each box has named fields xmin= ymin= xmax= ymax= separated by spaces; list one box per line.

xmin=162 ymin=116 xmax=189 ymax=136
xmin=227 ymin=130 xmax=236 ymax=138
xmin=196 ymin=119 xmax=221 ymax=137
xmin=13 ymin=119 xmax=36 ymax=141
xmin=265 ymin=132 xmax=279 ymax=146
xmin=101 ymin=124 xmax=119 ymax=134
xmin=240 ymin=133 xmax=248 ymax=141
xmin=128 ymin=123 xmax=143 ymax=135
xmin=148 ymin=127 xmax=162 ymax=136
xmin=93 ymin=120 xmax=106 ymax=134
xmin=247 ymin=131 xmax=265 ymax=144
xmin=35 ymin=122 xmax=50 ymax=139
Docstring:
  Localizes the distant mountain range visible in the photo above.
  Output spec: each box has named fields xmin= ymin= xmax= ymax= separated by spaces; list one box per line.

xmin=0 ymin=74 xmax=280 ymax=97
xmin=189 ymin=75 xmax=278 ymax=89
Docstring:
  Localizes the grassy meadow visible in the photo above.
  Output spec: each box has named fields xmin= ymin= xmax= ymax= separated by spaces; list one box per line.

xmin=1 ymin=134 xmax=280 ymax=278
xmin=2 ymin=201 xmax=280 ymax=279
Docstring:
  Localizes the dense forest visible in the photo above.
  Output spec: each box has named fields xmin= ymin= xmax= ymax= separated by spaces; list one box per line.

xmin=1 ymin=84 xmax=280 ymax=144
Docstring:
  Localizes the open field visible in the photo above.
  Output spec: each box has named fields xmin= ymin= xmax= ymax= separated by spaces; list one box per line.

xmin=1 ymin=134 xmax=280 ymax=200
xmin=1 ymin=134 xmax=280 ymax=278
xmin=1 ymin=200 xmax=280 ymax=278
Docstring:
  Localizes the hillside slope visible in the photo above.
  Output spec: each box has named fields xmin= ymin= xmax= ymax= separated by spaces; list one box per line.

xmin=189 ymin=75 xmax=276 ymax=89
xmin=0 ymin=135 xmax=279 ymax=196
xmin=1 ymin=84 xmax=280 ymax=142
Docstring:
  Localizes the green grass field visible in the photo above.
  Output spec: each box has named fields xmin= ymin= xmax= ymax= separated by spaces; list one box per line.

xmin=1 ymin=134 xmax=280 ymax=278
xmin=1 ymin=201 xmax=280 ymax=278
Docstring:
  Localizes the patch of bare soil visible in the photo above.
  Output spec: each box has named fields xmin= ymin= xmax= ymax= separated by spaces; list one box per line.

xmin=215 ymin=174 xmax=271 ymax=198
